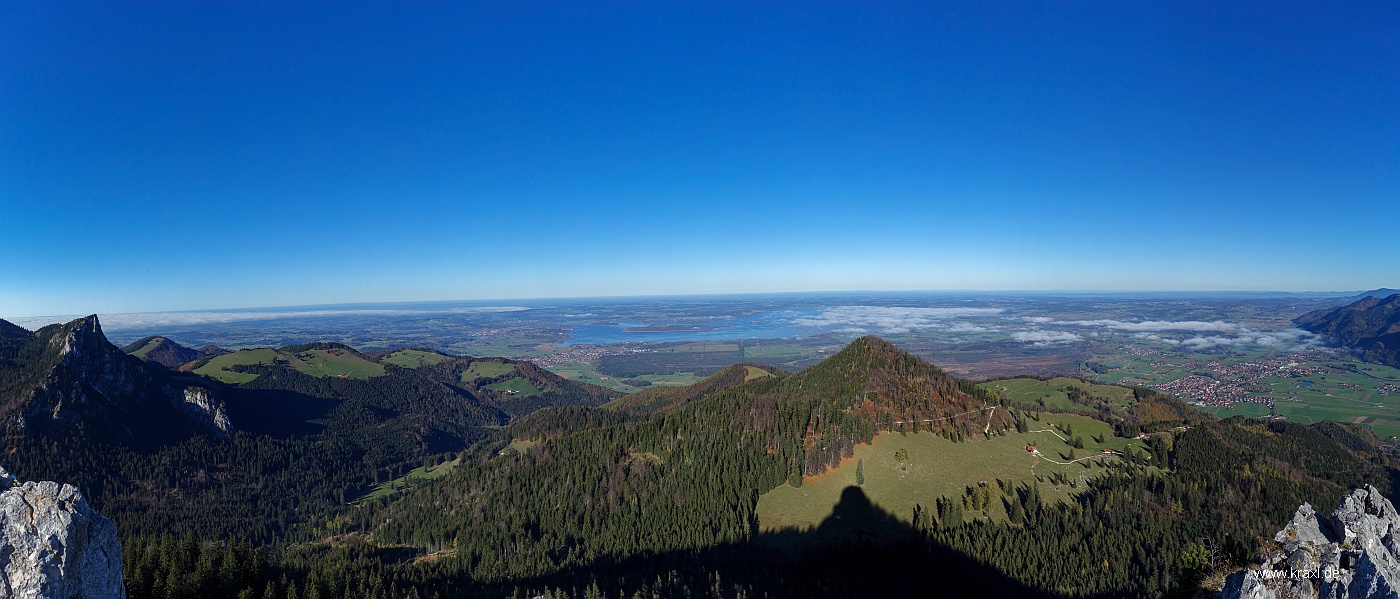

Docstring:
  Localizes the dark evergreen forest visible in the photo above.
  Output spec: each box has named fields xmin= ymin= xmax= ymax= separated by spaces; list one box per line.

xmin=4 ymin=320 xmax=1396 ymax=598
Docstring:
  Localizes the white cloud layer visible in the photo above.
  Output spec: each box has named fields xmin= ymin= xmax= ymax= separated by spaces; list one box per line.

xmin=1051 ymin=319 xmax=1244 ymax=333
xmin=1029 ymin=318 xmax=1323 ymax=350
xmin=1011 ymin=330 xmax=1084 ymax=345
xmin=1133 ymin=328 xmax=1322 ymax=350
xmin=792 ymin=306 xmax=1004 ymax=334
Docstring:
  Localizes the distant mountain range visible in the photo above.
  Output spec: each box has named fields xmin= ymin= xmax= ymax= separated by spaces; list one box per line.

xmin=1348 ymin=288 xmax=1400 ymax=302
xmin=1296 ymin=293 xmax=1400 ymax=368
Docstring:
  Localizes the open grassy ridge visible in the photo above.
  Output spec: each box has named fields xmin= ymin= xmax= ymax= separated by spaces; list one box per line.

xmin=290 ymin=347 xmax=385 ymax=379
xmin=461 ymin=360 xmax=516 ymax=382
xmin=121 ymin=335 xmax=213 ymax=368
xmin=757 ymin=412 xmax=1151 ymax=535
xmin=193 ymin=344 xmax=384 ymax=383
xmin=380 ymin=349 xmax=452 ymax=369
xmin=124 ymin=337 xmax=163 ymax=359
xmin=194 ymin=348 xmax=283 ymax=384
xmin=980 ymin=376 xmax=1137 ymax=413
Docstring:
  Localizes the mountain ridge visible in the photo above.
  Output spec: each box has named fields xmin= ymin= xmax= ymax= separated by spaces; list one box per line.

xmin=0 ymin=316 xmax=231 ymax=444
xmin=1296 ymin=293 xmax=1400 ymax=368
xmin=121 ymin=336 xmax=223 ymax=368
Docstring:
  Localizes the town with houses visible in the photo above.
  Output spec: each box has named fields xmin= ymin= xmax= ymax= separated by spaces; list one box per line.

xmin=1146 ymin=349 xmax=1386 ymax=410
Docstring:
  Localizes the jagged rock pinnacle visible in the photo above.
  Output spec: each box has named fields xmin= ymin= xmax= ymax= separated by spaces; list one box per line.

xmin=1222 ymin=485 xmax=1400 ymax=599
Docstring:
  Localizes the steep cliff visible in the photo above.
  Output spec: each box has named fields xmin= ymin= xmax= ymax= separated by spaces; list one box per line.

xmin=0 ymin=465 xmax=126 ymax=598
xmin=0 ymin=316 xmax=232 ymax=444
xmin=1221 ymin=485 xmax=1400 ymax=599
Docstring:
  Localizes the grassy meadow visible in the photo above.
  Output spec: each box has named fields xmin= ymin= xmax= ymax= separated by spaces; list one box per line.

xmin=546 ymin=361 xmax=705 ymax=392
xmin=484 ymin=377 xmax=542 ymax=395
xmin=354 ymin=458 xmax=461 ymax=503
xmin=461 ymin=361 xmax=516 ymax=382
xmin=381 ymin=349 xmax=451 ymax=369
xmin=193 ymin=347 xmax=384 ymax=383
xmin=981 ymin=377 xmax=1136 ymax=413
xmin=756 ymin=412 xmax=1150 ymax=536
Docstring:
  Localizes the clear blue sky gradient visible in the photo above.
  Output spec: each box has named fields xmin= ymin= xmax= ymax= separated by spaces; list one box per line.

xmin=2 ymin=1 xmax=1397 ymax=316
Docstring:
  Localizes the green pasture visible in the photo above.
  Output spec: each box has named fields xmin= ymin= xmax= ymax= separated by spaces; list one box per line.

xmin=484 ymin=377 xmax=542 ymax=395
xmin=505 ymin=439 xmax=538 ymax=455
xmin=743 ymin=366 xmax=773 ymax=382
xmin=354 ymin=458 xmax=460 ymax=503
xmin=193 ymin=349 xmax=283 ymax=384
xmin=756 ymin=412 xmax=1148 ymax=536
xmin=381 ymin=349 xmax=450 ymax=369
xmin=461 ymin=361 xmax=516 ymax=382
xmin=547 ymin=362 xmax=703 ymax=393
xmin=291 ymin=349 xmax=384 ymax=379
xmin=981 ymin=377 xmax=1134 ymax=413
xmin=127 ymin=337 xmax=162 ymax=359
xmin=194 ymin=347 xmax=384 ymax=383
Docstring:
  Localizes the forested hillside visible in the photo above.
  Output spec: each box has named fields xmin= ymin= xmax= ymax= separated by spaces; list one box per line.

xmin=0 ymin=316 xmax=616 ymax=549
xmin=5 ymin=322 xmax=1396 ymax=598
xmin=1296 ymin=293 xmax=1400 ymax=368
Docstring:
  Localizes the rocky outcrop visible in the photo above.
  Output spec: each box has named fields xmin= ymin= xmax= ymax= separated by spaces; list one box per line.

xmin=28 ymin=317 xmax=147 ymax=429
xmin=1221 ymin=485 xmax=1400 ymax=599
xmin=5 ymin=316 xmax=232 ymax=442
xmin=178 ymin=387 xmax=231 ymax=440
xmin=0 ymin=465 xmax=126 ymax=598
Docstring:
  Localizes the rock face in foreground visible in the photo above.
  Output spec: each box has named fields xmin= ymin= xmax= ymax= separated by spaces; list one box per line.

xmin=1221 ymin=485 xmax=1400 ymax=599
xmin=0 ymin=465 xmax=125 ymax=598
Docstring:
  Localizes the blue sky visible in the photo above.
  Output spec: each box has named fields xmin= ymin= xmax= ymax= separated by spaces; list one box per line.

xmin=2 ymin=1 xmax=1396 ymax=317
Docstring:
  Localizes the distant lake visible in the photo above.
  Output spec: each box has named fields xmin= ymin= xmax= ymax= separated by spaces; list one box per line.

xmin=563 ymin=312 xmax=820 ymax=345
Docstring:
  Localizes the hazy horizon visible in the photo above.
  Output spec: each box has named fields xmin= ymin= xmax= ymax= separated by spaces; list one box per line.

xmin=3 ymin=286 xmax=1386 ymax=328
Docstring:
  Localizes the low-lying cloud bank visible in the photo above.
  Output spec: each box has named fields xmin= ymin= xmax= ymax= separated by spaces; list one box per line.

xmin=792 ymin=306 xmax=1004 ymax=335
xmin=1009 ymin=316 xmax=1323 ymax=350
xmin=1011 ymin=330 xmax=1083 ymax=345
xmin=1133 ymin=328 xmax=1320 ymax=349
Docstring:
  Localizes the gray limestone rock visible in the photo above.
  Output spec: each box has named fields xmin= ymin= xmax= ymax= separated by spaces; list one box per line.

xmin=1220 ymin=486 xmax=1400 ymax=599
xmin=0 ymin=471 xmax=125 ymax=598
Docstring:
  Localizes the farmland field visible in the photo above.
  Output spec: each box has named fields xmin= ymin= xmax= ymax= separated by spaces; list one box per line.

xmin=546 ymin=361 xmax=704 ymax=392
